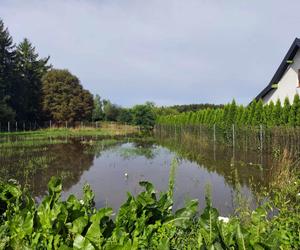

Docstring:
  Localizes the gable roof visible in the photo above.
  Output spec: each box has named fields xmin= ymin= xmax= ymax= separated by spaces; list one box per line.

xmin=255 ymin=38 xmax=300 ymax=101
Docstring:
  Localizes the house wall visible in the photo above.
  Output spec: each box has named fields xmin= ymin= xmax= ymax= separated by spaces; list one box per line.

xmin=263 ymin=49 xmax=300 ymax=104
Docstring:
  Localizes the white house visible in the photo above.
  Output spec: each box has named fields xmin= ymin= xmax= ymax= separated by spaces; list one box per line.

xmin=256 ymin=38 xmax=300 ymax=104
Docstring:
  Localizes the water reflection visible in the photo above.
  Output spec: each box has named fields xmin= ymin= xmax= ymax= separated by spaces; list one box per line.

xmin=0 ymin=135 xmax=281 ymax=215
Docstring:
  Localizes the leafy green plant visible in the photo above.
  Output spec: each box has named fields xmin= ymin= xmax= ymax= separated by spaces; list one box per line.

xmin=0 ymin=170 xmax=299 ymax=249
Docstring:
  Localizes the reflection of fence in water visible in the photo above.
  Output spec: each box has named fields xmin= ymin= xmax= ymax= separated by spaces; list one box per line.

xmin=155 ymin=124 xmax=300 ymax=154
xmin=154 ymin=124 xmax=297 ymax=194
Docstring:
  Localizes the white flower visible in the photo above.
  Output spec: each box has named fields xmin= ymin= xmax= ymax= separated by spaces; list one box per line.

xmin=168 ymin=206 xmax=173 ymax=210
xmin=79 ymin=199 xmax=84 ymax=205
xmin=218 ymin=216 xmax=229 ymax=223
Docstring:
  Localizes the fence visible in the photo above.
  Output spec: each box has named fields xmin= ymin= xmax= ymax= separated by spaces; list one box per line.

xmin=0 ymin=121 xmax=137 ymax=133
xmin=154 ymin=124 xmax=300 ymax=154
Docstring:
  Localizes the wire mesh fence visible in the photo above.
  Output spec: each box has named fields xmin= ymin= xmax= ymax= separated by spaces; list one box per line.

xmin=0 ymin=121 xmax=138 ymax=133
xmin=154 ymin=124 xmax=300 ymax=154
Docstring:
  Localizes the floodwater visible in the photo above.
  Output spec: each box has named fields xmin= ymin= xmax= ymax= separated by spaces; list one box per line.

xmin=0 ymin=135 xmax=278 ymax=216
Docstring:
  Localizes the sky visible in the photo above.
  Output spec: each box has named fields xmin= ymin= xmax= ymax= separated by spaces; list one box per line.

xmin=1 ymin=0 xmax=300 ymax=107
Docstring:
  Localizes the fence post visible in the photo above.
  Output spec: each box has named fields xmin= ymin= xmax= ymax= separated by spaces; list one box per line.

xmin=15 ymin=122 xmax=17 ymax=132
xmin=232 ymin=124 xmax=235 ymax=148
xmin=260 ymin=124 xmax=263 ymax=152
xmin=8 ymin=121 xmax=10 ymax=132
xmin=50 ymin=120 xmax=52 ymax=129
xmin=65 ymin=121 xmax=68 ymax=129
xmin=213 ymin=124 xmax=216 ymax=142
xmin=23 ymin=122 xmax=25 ymax=132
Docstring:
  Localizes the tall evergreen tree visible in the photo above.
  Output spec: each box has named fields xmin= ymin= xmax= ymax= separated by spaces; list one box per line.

xmin=289 ymin=94 xmax=300 ymax=127
xmin=265 ymin=101 xmax=275 ymax=127
xmin=281 ymin=97 xmax=291 ymax=125
xmin=15 ymin=38 xmax=50 ymax=121
xmin=252 ymin=99 xmax=264 ymax=125
xmin=0 ymin=19 xmax=16 ymax=121
xmin=272 ymin=99 xmax=282 ymax=126
xmin=247 ymin=100 xmax=257 ymax=125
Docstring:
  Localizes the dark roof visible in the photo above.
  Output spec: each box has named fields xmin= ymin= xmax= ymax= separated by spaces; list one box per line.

xmin=255 ymin=38 xmax=300 ymax=101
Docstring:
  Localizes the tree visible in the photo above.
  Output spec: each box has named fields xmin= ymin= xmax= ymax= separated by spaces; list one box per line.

xmin=289 ymin=94 xmax=300 ymax=127
xmin=15 ymin=38 xmax=50 ymax=121
xmin=41 ymin=69 xmax=93 ymax=122
xmin=0 ymin=19 xmax=16 ymax=122
xmin=281 ymin=97 xmax=291 ymax=125
xmin=102 ymin=100 xmax=121 ymax=121
xmin=117 ymin=108 xmax=133 ymax=123
xmin=92 ymin=94 xmax=104 ymax=121
xmin=252 ymin=99 xmax=264 ymax=125
xmin=132 ymin=103 xmax=156 ymax=130
xmin=272 ymin=99 xmax=282 ymax=126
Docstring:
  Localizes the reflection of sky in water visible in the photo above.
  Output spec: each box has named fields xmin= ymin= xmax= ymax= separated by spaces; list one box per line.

xmin=61 ymin=142 xmax=254 ymax=216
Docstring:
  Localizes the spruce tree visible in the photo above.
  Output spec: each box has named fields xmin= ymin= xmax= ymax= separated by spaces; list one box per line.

xmin=0 ymin=19 xmax=16 ymax=121
xmin=15 ymin=38 xmax=50 ymax=121
xmin=289 ymin=94 xmax=300 ymax=127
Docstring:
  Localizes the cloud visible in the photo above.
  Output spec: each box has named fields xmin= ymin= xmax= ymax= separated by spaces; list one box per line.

xmin=1 ymin=0 xmax=300 ymax=106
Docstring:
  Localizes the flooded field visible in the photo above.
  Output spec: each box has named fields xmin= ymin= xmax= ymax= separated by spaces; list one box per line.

xmin=0 ymin=133 xmax=281 ymax=216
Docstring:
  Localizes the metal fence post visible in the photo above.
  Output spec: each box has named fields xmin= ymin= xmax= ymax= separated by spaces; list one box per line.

xmin=232 ymin=124 xmax=235 ymax=148
xmin=213 ymin=124 xmax=216 ymax=142
xmin=260 ymin=124 xmax=263 ymax=152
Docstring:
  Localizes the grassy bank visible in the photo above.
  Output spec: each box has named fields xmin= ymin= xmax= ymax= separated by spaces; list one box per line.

xmin=0 ymin=122 xmax=139 ymax=138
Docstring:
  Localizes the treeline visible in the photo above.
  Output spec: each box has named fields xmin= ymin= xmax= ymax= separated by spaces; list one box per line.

xmin=0 ymin=19 xmax=93 ymax=123
xmin=169 ymin=103 xmax=224 ymax=113
xmin=92 ymin=99 xmax=156 ymax=130
xmin=157 ymin=94 xmax=300 ymax=127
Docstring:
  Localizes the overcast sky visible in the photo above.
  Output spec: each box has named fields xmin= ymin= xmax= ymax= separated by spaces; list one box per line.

xmin=1 ymin=0 xmax=300 ymax=107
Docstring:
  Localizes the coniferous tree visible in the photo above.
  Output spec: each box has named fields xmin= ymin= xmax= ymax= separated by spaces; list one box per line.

xmin=288 ymin=94 xmax=300 ymax=127
xmin=265 ymin=101 xmax=274 ymax=127
xmin=252 ymin=99 xmax=264 ymax=125
xmin=272 ymin=99 xmax=282 ymax=126
xmin=227 ymin=99 xmax=237 ymax=126
xmin=0 ymin=19 xmax=16 ymax=121
xmin=247 ymin=100 xmax=257 ymax=125
xmin=281 ymin=97 xmax=291 ymax=125
xmin=15 ymin=38 xmax=50 ymax=121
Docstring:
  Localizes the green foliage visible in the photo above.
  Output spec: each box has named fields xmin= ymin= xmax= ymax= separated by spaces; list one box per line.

xmin=92 ymin=94 xmax=104 ymax=121
xmin=132 ymin=103 xmax=156 ymax=131
xmin=0 ymin=19 xmax=96 ymax=124
xmin=0 ymin=19 xmax=16 ymax=122
xmin=0 ymin=172 xmax=299 ymax=249
xmin=102 ymin=100 xmax=122 ymax=122
xmin=14 ymin=38 xmax=51 ymax=121
xmin=42 ymin=69 xmax=93 ymax=122
xmin=117 ymin=108 xmax=133 ymax=123
xmin=157 ymin=95 xmax=300 ymax=128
